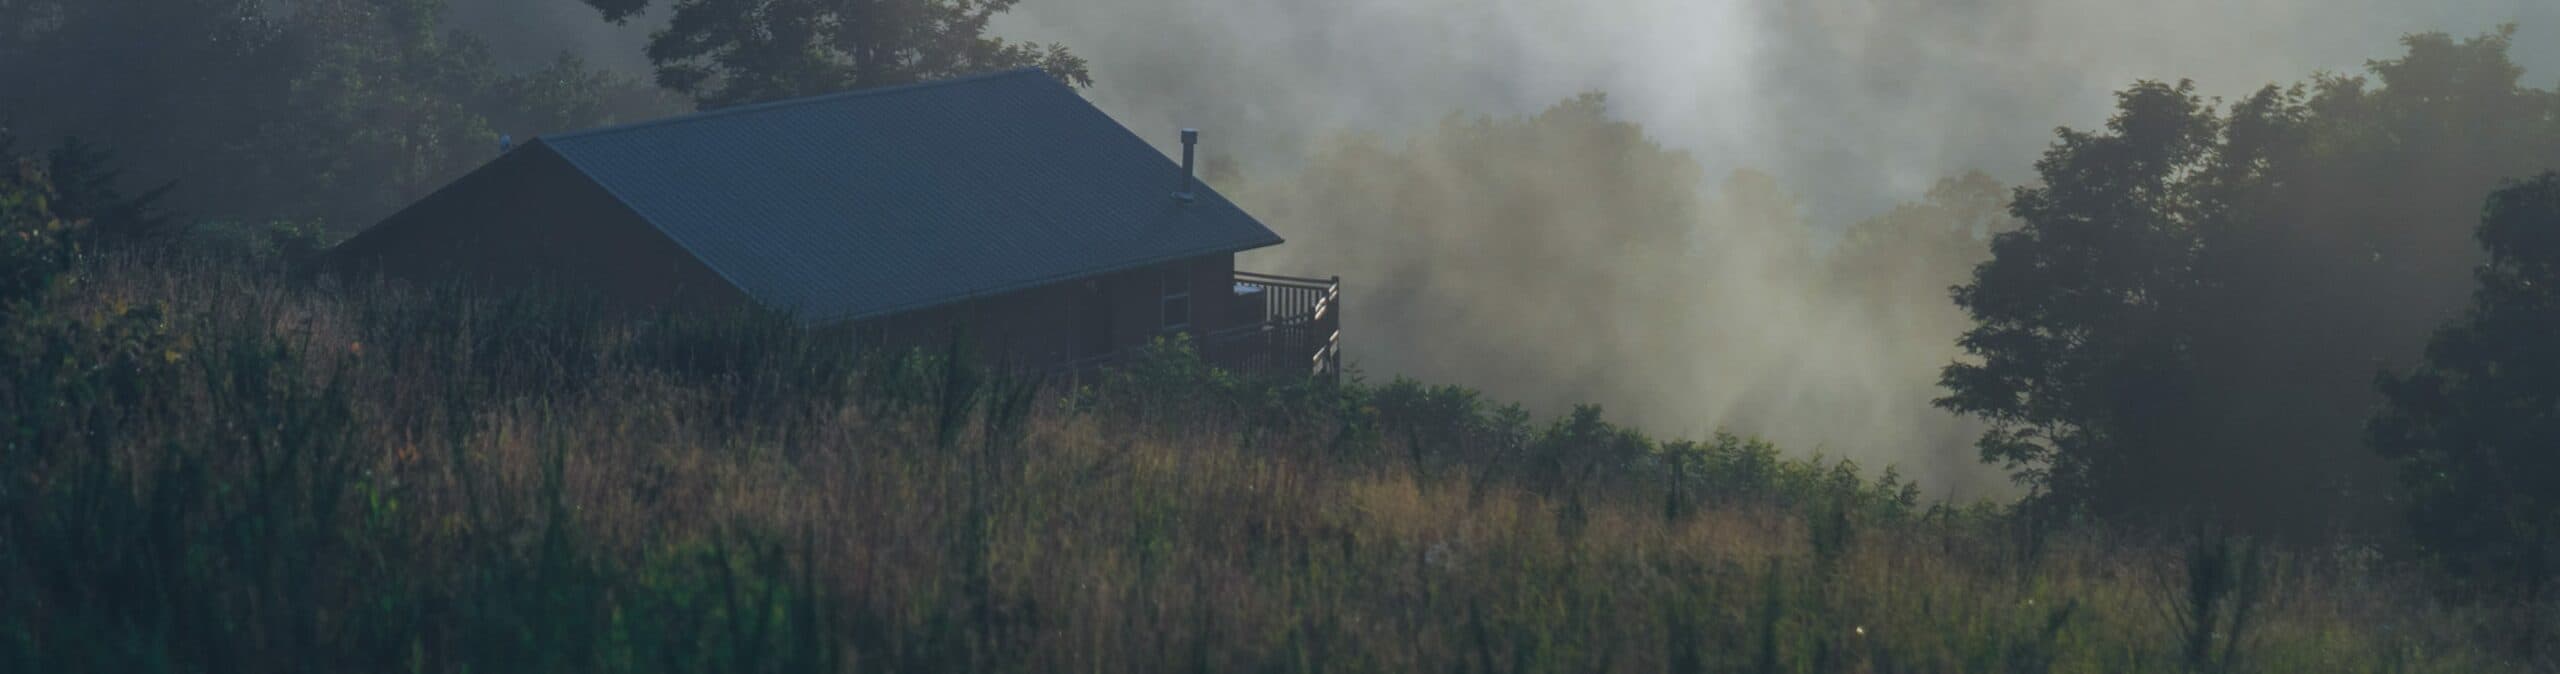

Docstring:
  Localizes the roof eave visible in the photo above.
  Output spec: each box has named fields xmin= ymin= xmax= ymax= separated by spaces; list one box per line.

xmin=806 ymin=235 xmax=1286 ymax=326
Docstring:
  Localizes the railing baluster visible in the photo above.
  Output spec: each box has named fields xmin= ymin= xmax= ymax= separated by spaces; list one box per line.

xmin=1212 ymin=271 xmax=1342 ymax=379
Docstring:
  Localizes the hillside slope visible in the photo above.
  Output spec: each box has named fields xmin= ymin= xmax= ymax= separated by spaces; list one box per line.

xmin=0 ymin=251 xmax=2517 ymax=673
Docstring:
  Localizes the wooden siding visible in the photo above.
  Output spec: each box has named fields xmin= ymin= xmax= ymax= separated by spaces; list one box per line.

xmin=325 ymin=146 xmax=748 ymax=312
xmin=855 ymin=253 xmax=1244 ymax=368
xmin=329 ymin=148 xmax=1283 ymax=374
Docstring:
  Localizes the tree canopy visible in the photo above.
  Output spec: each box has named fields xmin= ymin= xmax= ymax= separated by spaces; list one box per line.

xmin=2371 ymin=172 xmax=2560 ymax=592
xmin=1940 ymin=27 xmax=2560 ymax=533
xmin=0 ymin=0 xmax=676 ymax=234
xmin=580 ymin=0 xmax=1091 ymax=108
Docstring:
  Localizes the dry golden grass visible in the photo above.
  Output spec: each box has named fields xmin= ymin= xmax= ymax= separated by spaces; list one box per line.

xmin=1 ymin=253 xmax=2530 ymax=673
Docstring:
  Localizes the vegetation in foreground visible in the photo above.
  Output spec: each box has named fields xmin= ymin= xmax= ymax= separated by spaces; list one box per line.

xmin=0 ymin=177 xmax=2532 ymax=672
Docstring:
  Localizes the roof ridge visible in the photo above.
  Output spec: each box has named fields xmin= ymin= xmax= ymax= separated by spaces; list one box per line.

xmin=543 ymin=67 xmax=1053 ymax=143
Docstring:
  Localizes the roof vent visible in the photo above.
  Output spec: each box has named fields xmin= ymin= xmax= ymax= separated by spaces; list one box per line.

xmin=1174 ymin=128 xmax=1199 ymax=203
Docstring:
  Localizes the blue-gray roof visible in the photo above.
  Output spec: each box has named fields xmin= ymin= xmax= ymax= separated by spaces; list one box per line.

xmin=537 ymin=68 xmax=1283 ymax=323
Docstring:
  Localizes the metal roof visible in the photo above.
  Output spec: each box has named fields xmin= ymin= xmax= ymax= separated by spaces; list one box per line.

xmin=537 ymin=68 xmax=1284 ymax=323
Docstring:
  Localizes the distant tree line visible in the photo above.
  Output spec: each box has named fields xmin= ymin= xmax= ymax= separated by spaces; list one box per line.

xmin=0 ymin=0 xmax=696 ymax=235
xmin=0 ymin=0 xmax=1083 ymax=236
xmin=579 ymin=0 xmax=1089 ymax=109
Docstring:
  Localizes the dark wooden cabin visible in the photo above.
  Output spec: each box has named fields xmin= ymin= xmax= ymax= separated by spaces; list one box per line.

xmin=328 ymin=68 xmax=1340 ymax=377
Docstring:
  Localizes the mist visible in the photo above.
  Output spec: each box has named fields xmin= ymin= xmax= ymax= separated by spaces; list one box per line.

xmin=1012 ymin=0 xmax=2560 ymax=498
xmin=444 ymin=0 xmax=2559 ymax=497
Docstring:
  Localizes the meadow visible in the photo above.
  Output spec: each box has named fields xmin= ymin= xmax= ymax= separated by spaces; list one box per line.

xmin=0 ymin=250 xmax=2525 ymax=673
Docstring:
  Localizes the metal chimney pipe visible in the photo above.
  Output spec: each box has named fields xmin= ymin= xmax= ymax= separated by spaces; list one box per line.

xmin=1176 ymin=128 xmax=1199 ymax=202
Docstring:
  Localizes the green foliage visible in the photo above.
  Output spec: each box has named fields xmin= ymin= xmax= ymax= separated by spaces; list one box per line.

xmin=1938 ymin=78 xmax=2222 ymax=520
xmin=0 ymin=0 xmax=677 ymax=233
xmin=581 ymin=0 xmax=1091 ymax=108
xmin=37 ymin=136 xmax=175 ymax=243
xmin=1366 ymin=377 xmax=1929 ymax=529
xmin=1077 ymin=335 xmax=1363 ymax=450
xmin=0 ymin=179 xmax=372 ymax=669
xmin=617 ymin=534 xmax=839 ymax=673
xmin=2159 ymin=527 xmax=2270 ymax=673
xmin=0 ymin=157 xmax=79 ymax=308
xmin=1941 ymin=29 xmax=2560 ymax=532
xmin=2371 ymin=172 xmax=2560 ymax=599
xmin=0 ymin=247 xmax=2523 ymax=672
xmin=175 ymin=218 xmax=330 ymax=269
xmin=0 ymin=254 xmax=867 ymax=672
xmin=6 ymin=16 xmax=2555 ymax=667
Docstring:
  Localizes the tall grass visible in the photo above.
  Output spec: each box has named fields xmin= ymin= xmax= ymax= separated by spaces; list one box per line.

xmin=0 ymin=250 xmax=2528 ymax=672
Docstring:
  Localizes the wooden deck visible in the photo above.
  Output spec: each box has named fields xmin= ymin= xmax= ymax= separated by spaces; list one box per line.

xmin=1208 ymin=272 xmax=1343 ymax=381
xmin=1051 ymin=271 xmax=1341 ymax=382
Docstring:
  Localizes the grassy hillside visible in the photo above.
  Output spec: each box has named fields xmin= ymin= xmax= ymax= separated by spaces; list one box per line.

xmin=0 ymin=251 xmax=2524 ymax=672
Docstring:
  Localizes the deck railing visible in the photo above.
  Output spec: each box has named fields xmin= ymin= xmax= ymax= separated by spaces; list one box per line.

xmin=1234 ymin=271 xmax=1336 ymax=326
xmin=1050 ymin=272 xmax=1340 ymax=382
xmin=1209 ymin=272 xmax=1342 ymax=381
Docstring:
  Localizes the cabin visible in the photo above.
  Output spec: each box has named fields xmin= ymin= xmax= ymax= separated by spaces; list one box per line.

xmin=327 ymin=68 xmax=1340 ymax=377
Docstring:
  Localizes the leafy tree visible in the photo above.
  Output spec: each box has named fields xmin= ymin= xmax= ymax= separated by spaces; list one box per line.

xmin=0 ymin=129 xmax=174 ymax=245
xmin=1939 ymin=29 xmax=2560 ymax=532
xmin=40 ymin=136 xmax=174 ymax=243
xmin=1936 ymin=80 xmax=2221 ymax=521
xmin=2370 ymin=172 xmax=2560 ymax=596
xmin=0 ymin=152 xmax=80 ymax=310
xmin=0 ymin=0 xmax=285 ymax=218
xmin=1828 ymin=170 xmax=2012 ymax=343
xmin=241 ymin=0 xmax=637 ymax=228
xmin=2177 ymin=28 xmax=2560 ymax=535
xmin=581 ymin=0 xmax=1091 ymax=108
xmin=0 ymin=0 xmax=671 ymax=234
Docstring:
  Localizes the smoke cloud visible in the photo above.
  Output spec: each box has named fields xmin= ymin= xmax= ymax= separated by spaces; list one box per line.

xmin=444 ymin=0 xmax=2560 ymax=497
xmin=997 ymin=0 xmax=2558 ymax=222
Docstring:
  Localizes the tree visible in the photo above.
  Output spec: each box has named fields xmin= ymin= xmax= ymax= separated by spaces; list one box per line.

xmin=1940 ymin=29 xmax=2560 ymax=533
xmin=0 ymin=0 xmax=670 ymax=234
xmin=241 ymin=0 xmax=630 ymax=229
xmin=581 ymin=0 xmax=1090 ymax=108
xmin=1936 ymin=80 xmax=2220 ymax=521
xmin=2170 ymin=28 xmax=2560 ymax=536
xmin=2369 ymin=172 xmax=2560 ymax=597
xmin=0 ymin=148 xmax=80 ymax=311
xmin=1828 ymin=170 xmax=2012 ymax=338
xmin=41 ymin=136 xmax=174 ymax=243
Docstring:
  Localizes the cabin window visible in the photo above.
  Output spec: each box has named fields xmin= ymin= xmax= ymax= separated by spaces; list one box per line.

xmin=1161 ymin=260 xmax=1193 ymax=332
